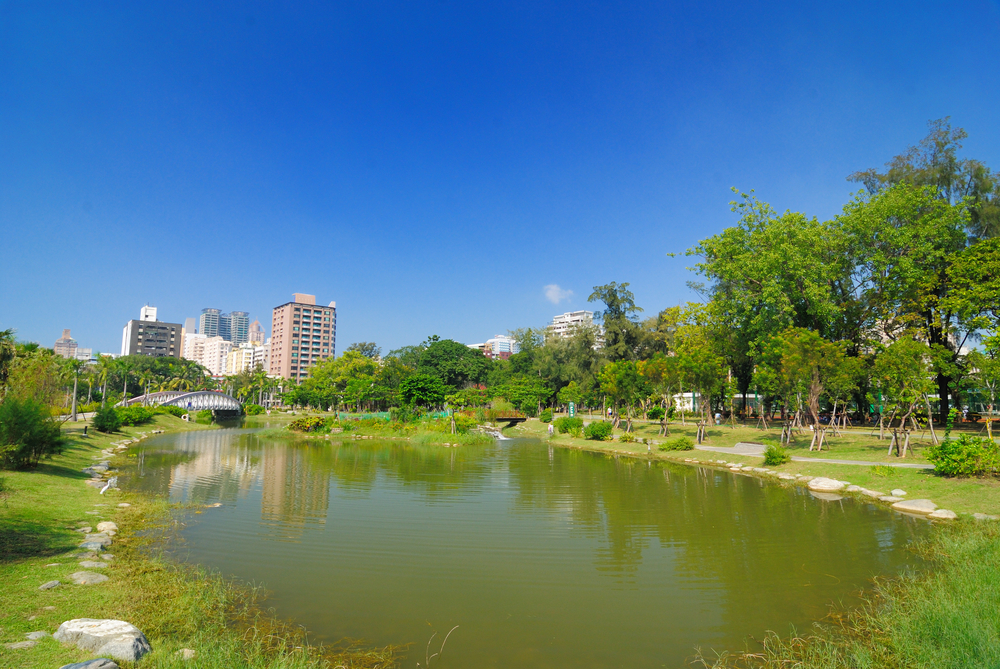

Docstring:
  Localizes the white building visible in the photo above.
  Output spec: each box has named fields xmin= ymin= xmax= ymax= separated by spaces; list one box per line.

xmin=202 ymin=337 xmax=232 ymax=376
xmin=547 ymin=310 xmax=596 ymax=338
xmin=226 ymin=341 xmax=271 ymax=375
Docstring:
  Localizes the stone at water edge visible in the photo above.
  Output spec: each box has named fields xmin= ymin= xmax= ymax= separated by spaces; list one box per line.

xmin=39 ymin=580 xmax=61 ymax=590
xmin=891 ymin=489 xmax=907 ymax=496
xmin=70 ymin=571 xmax=109 ymax=585
xmin=845 ymin=485 xmax=863 ymax=492
xmin=59 ymin=659 xmax=121 ymax=669
xmin=25 ymin=631 xmax=51 ymax=640
xmin=53 ymin=619 xmax=152 ymax=662
xmin=891 ymin=499 xmax=938 ymax=515
xmin=928 ymin=509 xmax=958 ymax=520
xmin=810 ymin=490 xmax=845 ymax=501
xmin=807 ymin=477 xmax=846 ymax=492
xmin=879 ymin=496 xmax=904 ymax=503
xmin=861 ymin=489 xmax=885 ymax=498
xmin=4 ymin=640 xmax=37 ymax=649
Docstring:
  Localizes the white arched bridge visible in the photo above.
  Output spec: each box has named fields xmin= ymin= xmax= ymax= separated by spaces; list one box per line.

xmin=122 ymin=391 xmax=242 ymax=412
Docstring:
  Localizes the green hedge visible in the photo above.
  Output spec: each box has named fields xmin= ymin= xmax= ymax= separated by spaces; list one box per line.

xmin=92 ymin=406 xmax=122 ymax=433
xmin=116 ymin=406 xmax=155 ymax=426
xmin=553 ymin=417 xmax=583 ymax=434
xmin=658 ymin=436 xmax=694 ymax=451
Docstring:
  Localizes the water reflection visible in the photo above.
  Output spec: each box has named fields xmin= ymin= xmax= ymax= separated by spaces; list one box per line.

xmin=125 ymin=429 xmax=927 ymax=668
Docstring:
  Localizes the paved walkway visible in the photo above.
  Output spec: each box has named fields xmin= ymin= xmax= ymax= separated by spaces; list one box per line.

xmin=695 ymin=442 xmax=934 ymax=469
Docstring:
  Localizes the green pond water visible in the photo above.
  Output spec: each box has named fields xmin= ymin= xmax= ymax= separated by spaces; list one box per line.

xmin=126 ymin=427 xmax=928 ymax=668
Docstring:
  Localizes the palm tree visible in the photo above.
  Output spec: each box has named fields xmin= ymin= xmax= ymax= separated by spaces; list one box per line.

xmin=97 ymin=355 xmax=116 ymax=407
xmin=0 ymin=328 xmax=16 ymax=394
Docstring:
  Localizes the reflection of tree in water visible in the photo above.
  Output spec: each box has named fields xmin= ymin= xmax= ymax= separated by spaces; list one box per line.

xmin=504 ymin=441 xmax=928 ymax=633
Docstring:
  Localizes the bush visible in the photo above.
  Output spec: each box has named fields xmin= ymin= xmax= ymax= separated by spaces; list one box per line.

xmin=0 ymin=398 xmax=67 ymax=469
xmin=647 ymin=406 xmax=665 ymax=421
xmin=454 ymin=415 xmax=478 ymax=434
xmin=539 ymin=409 xmax=553 ymax=423
xmin=763 ymin=443 xmax=791 ymax=466
xmin=154 ymin=405 xmax=187 ymax=418
xmin=288 ymin=416 xmax=329 ymax=432
xmin=195 ymin=410 xmax=214 ymax=425
xmin=92 ymin=405 xmax=122 ymax=433
xmin=116 ymin=406 xmax=155 ymax=426
xmin=584 ymin=421 xmax=614 ymax=441
xmin=243 ymin=404 xmax=265 ymax=416
xmin=619 ymin=431 xmax=636 ymax=443
xmin=658 ymin=436 xmax=694 ymax=451
xmin=554 ymin=417 xmax=583 ymax=434
xmin=927 ymin=435 xmax=1000 ymax=476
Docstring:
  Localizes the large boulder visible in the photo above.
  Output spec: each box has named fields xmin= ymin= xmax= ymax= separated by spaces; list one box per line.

xmin=70 ymin=571 xmax=109 ymax=585
xmin=807 ymin=477 xmax=845 ymax=492
xmin=53 ymin=619 xmax=151 ymax=662
xmin=891 ymin=499 xmax=938 ymax=515
xmin=79 ymin=541 xmax=106 ymax=552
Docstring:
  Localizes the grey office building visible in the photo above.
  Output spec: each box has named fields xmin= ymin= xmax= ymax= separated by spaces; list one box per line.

xmin=199 ymin=308 xmax=250 ymax=345
xmin=121 ymin=320 xmax=182 ymax=357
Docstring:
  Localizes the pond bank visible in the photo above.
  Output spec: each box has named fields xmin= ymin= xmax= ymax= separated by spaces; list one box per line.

xmin=0 ymin=414 xmax=399 ymax=669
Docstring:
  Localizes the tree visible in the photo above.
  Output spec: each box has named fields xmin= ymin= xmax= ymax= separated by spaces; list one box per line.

xmin=870 ymin=336 xmax=936 ymax=456
xmin=849 ymin=118 xmax=999 ymax=240
xmin=966 ymin=338 xmax=1000 ymax=440
xmin=599 ymin=360 xmax=648 ymax=432
xmin=399 ymin=374 xmax=447 ymax=408
xmin=588 ymin=282 xmax=644 ymax=361
xmin=837 ymin=184 xmax=969 ymax=421
xmin=688 ymin=192 xmax=848 ymax=407
xmin=638 ymin=353 xmax=682 ymax=435
xmin=417 ymin=339 xmax=490 ymax=389
xmin=0 ymin=328 xmax=15 ymax=390
xmin=943 ymin=237 xmax=1000 ymax=338
xmin=0 ymin=397 xmax=66 ymax=468
xmin=346 ymin=342 xmax=382 ymax=359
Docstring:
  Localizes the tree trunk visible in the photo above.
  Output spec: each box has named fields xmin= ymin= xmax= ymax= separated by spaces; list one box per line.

xmin=924 ymin=395 xmax=939 ymax=445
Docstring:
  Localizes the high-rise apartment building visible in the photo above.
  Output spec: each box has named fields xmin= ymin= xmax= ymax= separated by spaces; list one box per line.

xmin=202 ymin=337 xmax=232 ymax=376
xmin=248 ymin=319 xmax=266 ymax=344
xmin=198 ymin=308 xmax=250 ymax=344
xmin=54 ymin=329 xmax=78 ymax=359
xmin=121 ymin=307 xmax=182 ymax=358
xmin=228 ymin=311 xmax=250 ymax=345
xmin=485 ymin=334 xmax=519 ymax=360
xmin=225 ymin=341 xmax=271 ymax=375
xmin=546 ymin=310 xmax=604 ymax=348
xmin=270 ymin=293 xmax=336 ymax=381
xmin=199 ymin=308 xmax=222 ymax=338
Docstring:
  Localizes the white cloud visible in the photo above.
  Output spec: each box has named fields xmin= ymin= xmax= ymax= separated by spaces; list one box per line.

xmin=544 ymin=284 xmax=573 ymax=305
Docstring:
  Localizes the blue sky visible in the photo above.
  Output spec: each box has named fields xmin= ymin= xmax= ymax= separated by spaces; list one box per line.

xmin=2 ymin=1 xmax=999 ymax=354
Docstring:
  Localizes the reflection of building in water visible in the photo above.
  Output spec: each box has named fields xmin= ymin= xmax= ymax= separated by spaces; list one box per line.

xmin=261 ymin=446 xmax=330 ymax=535
xmin=165 ymin=431 xmax=260 ymax=504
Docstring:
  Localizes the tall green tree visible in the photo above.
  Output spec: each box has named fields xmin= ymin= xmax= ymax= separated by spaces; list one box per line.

xmin=849 ymin=118 xmax=999 ymax=240
xmin=588 ymin=282 xmax=644 ymax=361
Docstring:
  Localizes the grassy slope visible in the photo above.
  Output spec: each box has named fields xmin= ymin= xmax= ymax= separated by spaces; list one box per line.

xmin=511 ymin=416 xmax=1000 ymax=515
xmin=0 ymin=414 xmax=396 ymax=669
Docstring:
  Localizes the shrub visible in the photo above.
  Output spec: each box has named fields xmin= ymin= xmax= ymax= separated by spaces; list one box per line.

xmin=539 ymin=408 xmax=553 ymax=423
xmin=870 ymin=464 xmax=900 ymax=478
xmin=288 ymin=416 xmax=329 ymax=432
xmin=116 ymin=406 xmax=155 ymax=426
xmin=154 ymin=405 xmax=187 ymax=418
xmin=195 ymin=410 xmax=214 ymax=425
xmin=658 ymin=436 xmax=694 ymax=451
xmin=584 ymin=421 xmax=614 ymax=441
xmin=619 ymin=431 xmax=636 ymax=443
xmin=243 ymin=403 xmax=265 ymax=416
xmin=927 ymin=435 xmax=1000 ymax=477
xmin=92 ymin=405 xmax=122 ymax=433
xmin=0 ymin=398 xmax=67 ymax=469
xmin=763 ymin=443 xmax=791 ymax=466
xmin=647 ymin=406 xmax=665 ymax=421
xmin=554 ymin=417 xmax=584 ymax=434
xmin=454 ymin=415 xmax=477 ymax=434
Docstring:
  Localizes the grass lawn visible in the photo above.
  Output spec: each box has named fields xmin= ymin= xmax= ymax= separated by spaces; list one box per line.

xmin=0 ymin=413 xmax=396 ymax=669
xmin=508 ymin=415 xmax=1000 ymax=516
